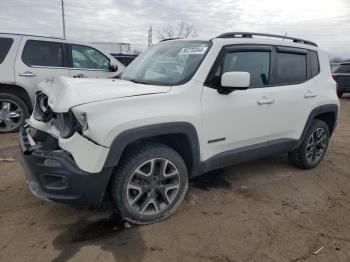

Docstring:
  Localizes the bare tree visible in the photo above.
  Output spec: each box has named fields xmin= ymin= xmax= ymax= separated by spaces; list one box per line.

xmin=329 ymin=56 xmax=343 ymax=63
xmin=157 ymin=22 xmax=198 ymax=40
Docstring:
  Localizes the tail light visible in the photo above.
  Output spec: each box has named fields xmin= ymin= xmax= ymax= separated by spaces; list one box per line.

xmin=332 ymin=74 xmax=337 ymax=81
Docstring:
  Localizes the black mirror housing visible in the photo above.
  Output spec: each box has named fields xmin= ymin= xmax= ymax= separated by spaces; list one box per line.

xmin=109 ymin=64 xmax=118 ymax=72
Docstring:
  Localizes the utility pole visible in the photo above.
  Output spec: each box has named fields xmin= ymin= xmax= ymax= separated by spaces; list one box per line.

xmin=148 ymin=26 xmax=152 ymax=48
xmin=61 ymin=0 xmax=66 ymax=38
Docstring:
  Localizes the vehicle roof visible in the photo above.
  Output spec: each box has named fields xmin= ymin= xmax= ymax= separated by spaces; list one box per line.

xmin=163 ymin=33 xmax=320 ymax=51
xmin=212 ymin=37 xmax=319 ymax=51
xmin=0 ymin=32 xmax=65 ymax=40
xmin=0 ymin=32 xmax=122 ymax=52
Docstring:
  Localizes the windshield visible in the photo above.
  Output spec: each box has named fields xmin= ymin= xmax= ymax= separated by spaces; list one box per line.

xmin=121 ymin=41 xmax=210 ymax=86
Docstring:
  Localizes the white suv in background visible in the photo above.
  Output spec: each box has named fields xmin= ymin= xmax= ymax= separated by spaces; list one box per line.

xmin=0 ymin=33 xmax=124 ymax=133
xmin=19 ymin=32 xmax=339 ymax=224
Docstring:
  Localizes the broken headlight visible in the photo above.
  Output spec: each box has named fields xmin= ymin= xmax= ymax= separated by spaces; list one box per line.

xmin=33 ymin=92 xmax=54 ymax=122
xmin=56 ymin=111 xmax=79 ymax=138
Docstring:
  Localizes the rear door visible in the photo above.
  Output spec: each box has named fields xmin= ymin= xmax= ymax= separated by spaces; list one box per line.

xmin=0 ymin=35 xmax=21 ymax=84
xmin=15 ymin=37 xmax=69 ymax=102
xmin=68 ymin=44 xmax=123 ymax=79
xmin=267 ymin=47 xmax=319 ymax=140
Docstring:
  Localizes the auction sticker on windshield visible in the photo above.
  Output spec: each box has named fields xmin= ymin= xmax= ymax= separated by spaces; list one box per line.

xmin=179 ymin=47 xmax=208 ymax=55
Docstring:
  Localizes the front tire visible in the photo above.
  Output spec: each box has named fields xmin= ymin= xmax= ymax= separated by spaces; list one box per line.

xmin=111 ymin=143 xmax=188 ymax=224
xmin=0 ymin=93 xmax=29 ymax=133
xmin=288 ymin=119 xmax=330 ymax=169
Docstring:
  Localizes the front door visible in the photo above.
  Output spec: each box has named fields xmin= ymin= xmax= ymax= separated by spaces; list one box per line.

xmin=201 ymin=46 xmax=275 ymax=161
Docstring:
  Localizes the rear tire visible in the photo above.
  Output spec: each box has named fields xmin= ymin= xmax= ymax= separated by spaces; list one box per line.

xmin=288 ymin=119 xmax=329 ymax=169
xmin=111 ymin=142 xmax=188 ymax=224
xmin=0 ymin=93 xmax=29 ymax=133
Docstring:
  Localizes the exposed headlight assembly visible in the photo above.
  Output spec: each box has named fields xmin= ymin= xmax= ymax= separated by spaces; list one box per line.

xmin=75 ymin=112 xmax=88 ymax=131
xmin=56 ymin=111 xmax=78 ymax=138
xmin=33 ymin=92 xmax=54 ymax=122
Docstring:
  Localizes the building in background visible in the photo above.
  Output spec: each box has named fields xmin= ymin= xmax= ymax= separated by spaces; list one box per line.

xmin=90 ymin=42 xmax=131 ymax=54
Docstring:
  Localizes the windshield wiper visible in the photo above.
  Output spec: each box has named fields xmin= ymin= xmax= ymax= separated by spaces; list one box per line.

xmin=129 ymin=79 xmax=150 ymax=85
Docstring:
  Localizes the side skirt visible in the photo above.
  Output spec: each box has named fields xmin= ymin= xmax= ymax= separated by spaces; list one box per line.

xmin=200 ymin=138 xmax=298 ymax=175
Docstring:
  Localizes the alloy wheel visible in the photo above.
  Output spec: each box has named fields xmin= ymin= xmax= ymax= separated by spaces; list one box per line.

xmin=306 ymin=127 xmax=328 ymax=164
xmin=0 ymin=99 xmax=24 ymax=132
xmin=126 ymin=158 xmax=181 ymax=216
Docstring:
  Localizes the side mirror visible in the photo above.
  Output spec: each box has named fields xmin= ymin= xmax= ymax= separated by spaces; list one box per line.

xmin=219 ymin=72 xmax=250 ymax=94
xmin=109 ymin=64 xmax=118 ymax=72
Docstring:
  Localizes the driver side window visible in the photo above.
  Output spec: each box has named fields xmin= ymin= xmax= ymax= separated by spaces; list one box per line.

xmin=210 ymin=51 xmax=271 ymax=88
xmin=71 ymin=45 xmax=110 ymax=70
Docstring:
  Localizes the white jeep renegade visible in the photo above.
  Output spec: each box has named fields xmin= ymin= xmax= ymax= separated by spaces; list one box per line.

xmin=19 ymin=32 xmax=339 ymax=224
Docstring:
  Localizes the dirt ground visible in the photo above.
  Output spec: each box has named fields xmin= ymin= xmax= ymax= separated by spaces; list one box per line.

xmin=0 ymin=98 xmax=349 ymax=262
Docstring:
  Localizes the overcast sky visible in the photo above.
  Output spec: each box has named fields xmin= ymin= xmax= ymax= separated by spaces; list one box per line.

xmin=0 ymin=0 xmax=349 ymax=57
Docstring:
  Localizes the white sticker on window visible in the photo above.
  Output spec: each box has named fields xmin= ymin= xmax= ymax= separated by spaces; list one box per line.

xmin=179 ymin=47 xmax=208 ymax=55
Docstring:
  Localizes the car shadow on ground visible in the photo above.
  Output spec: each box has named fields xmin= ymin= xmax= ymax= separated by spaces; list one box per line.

xmin=189 ymin=153 xmax=292 ymax=191
xmin=50 ymin=153 xmax=294 ymax=262
xmin=51 ymin=210 xmax=146 ymax=262
xmin=49 ymin=155 xmax=289 ymax=261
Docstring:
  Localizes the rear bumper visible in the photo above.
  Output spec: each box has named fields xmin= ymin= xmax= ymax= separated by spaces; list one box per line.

xmin=19 ymin=127 xmax=113 ymax=206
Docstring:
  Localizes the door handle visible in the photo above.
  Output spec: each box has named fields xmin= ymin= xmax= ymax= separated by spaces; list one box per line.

xmin=304 ymin=90 xmax=317 ymax=98
xmin=19 ymin=71 xmax=36 ymax=77
xmin=257 ymin=96 xmax=274 ymax=105
xmin=73 ymin=74 xmax=85 ymax=78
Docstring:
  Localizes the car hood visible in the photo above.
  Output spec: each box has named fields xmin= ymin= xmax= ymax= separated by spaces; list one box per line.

xmin=39 ymin=77 xmax=172 ymax=112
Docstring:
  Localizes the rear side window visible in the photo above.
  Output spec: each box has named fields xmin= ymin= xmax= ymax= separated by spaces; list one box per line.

xmin=310 ymin=51 xmax=320 ymax=77
xmin=276 ymin=52 xmax=307 ymax=84
xmin=22 ymin=40 xmax=64 ymax=67
xmin=0 ymin=37 xmax=14 ymax=64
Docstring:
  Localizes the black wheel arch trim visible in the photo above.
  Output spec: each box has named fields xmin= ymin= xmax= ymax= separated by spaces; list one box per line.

xmin=104 ymin=122 xmax=202 ymax=176
xmin=294 ymin=104 xmax=339 ymax=149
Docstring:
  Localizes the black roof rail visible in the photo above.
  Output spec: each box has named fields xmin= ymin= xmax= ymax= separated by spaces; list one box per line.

xmin=216 ymin=32 xmax=317 ymax=47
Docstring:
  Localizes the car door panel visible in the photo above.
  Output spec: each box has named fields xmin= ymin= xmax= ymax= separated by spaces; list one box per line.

xmin=267 ymin=81 xmax=317 ymax=140
xmin=201 ymin=46 xmax=274 ymax=161
xmin=268 ymin=48 xmax=318 ymax=140
xmin=202 ymin=86 xmax=274 ymax=160
xmin=15 ymin=37 xmax=69 ymax=103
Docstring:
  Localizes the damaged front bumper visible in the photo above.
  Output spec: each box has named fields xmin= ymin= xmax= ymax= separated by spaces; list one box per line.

xmin=19 ymin=127 xmax=114 ymax=207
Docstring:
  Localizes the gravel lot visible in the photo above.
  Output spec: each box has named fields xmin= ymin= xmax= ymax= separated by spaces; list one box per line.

xmin=0 ymin=98 xmax=349 ymax=262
